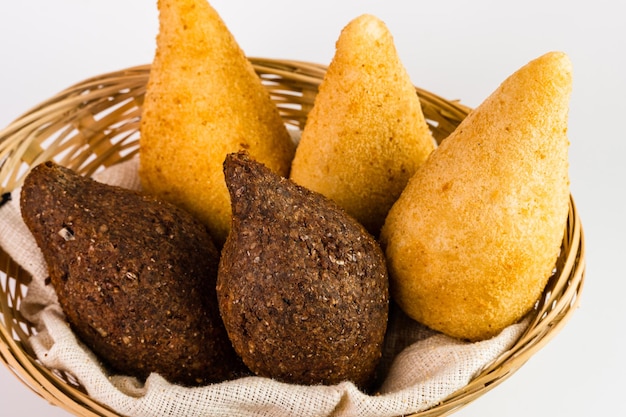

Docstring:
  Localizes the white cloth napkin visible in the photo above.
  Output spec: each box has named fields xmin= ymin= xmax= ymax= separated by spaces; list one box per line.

xmin=0 ymin=157 xmax=527 ymax=417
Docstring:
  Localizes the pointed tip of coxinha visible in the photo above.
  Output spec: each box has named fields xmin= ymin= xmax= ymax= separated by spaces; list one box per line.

xmin=139 ymin=0 xmax=295 ymax=245
xmin=381 ymin=51 xmax=572 ymax=341
xmin=153 ymin=0 xmax=248 ymax=70
xmin=338 ymin=13 xmax=392 ymax=45
xmin=290 ymin=13 xmax=434 ymax=236
xmin=430 ymin=50 xmax=572 ymax=167
xmin=431 ymin=50 xmax=572 ymax=179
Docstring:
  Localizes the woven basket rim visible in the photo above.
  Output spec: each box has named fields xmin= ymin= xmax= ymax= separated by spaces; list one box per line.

xmin=0 ymin=58 xmax=586 ymax=417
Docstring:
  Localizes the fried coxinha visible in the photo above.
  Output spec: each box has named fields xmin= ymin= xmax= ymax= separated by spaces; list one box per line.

xmin=139 ymin=0 xmax=295 ymax=245
xmin=290 ymin=14 xmax=435 ymax=236
xmin=381 ymin=51 xmax=572 ymax=341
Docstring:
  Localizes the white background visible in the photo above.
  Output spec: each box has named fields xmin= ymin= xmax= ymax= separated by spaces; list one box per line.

xmin=0 ymin=1 xmax=624 ymax=416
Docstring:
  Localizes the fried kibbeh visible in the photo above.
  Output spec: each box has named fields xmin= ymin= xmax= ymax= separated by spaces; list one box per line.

xmin=217 ymin=152 xmax=389 ymax=388
xmin=380 ymin=52 xmax=572 ymax=341
xmin=139 ymin=0 xmax=295 ymax=245
xmin=20 ymin=161 xmax=246 ymax=386
xmin=289 ymin=14 xmax=434 ymax=236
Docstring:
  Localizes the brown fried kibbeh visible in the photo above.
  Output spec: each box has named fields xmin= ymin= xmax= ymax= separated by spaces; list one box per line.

xmin=290 ymin=14 xmax=434 ymax=236
xmin=139 ymin=0 xmax=295 ymax=245
xmin=20 ymin=161 xmax=246 ymax=386
xmin=217 ymin=152 xmax=389 ymax=389
xmin=381 ymin=52 xmax=572 ymax=341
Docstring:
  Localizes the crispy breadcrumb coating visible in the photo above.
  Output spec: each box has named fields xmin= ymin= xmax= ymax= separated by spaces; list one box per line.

xmin=381 ymin=52 xmax=572 ymax=341
xmin=140 ymin=0 xmax=295 ymax=245
xmin=290 ymin=14 xmax=434 ymax=236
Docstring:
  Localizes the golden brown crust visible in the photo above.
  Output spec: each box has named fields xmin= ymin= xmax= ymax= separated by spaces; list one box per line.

xmin=381 ymin=52 xmax=572 ymax=341
xmin=139 ymin=0 xmax=295 ymax=245
xmin=290 ymin=14 xmax=434 ymax=236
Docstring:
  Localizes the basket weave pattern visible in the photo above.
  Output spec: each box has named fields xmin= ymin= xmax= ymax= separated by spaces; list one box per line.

xmin=0 ymin=58 xmax=585 ymax=417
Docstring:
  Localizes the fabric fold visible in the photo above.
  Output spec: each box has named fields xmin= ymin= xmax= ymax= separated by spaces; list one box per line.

xmin=0 ymin=157 xmax=526 ymax=417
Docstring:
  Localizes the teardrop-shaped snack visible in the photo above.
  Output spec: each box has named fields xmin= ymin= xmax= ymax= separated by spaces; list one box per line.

xmin=381 ymin=52 xmax=572 ymax=341
xmin=20 ymin=161 xmax=246 ymax=386
xmin=290 ymin=14 xmax=434 ymax=236
xmin=218 ymin=152 xmax=389 ymax=388
xmin=139 ymin=0 xmax=295 ymax=245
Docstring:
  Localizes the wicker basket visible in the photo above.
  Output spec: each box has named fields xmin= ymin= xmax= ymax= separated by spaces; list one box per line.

xmin=0 ymin=58 xmax=585 ymax=417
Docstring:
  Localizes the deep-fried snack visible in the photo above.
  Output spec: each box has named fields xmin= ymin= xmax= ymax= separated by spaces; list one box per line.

xmin=290 ymin=14 xmax=434 ymax=236
xmin=21 ymin=161 xmax=246 ymax=385
xmin=140 ymin=0 xmax=295 ymax=245
xmin=381 ymin=52 xmax=572 ymax=341
xmin=218 ymin=152 xmax=389 ymax=389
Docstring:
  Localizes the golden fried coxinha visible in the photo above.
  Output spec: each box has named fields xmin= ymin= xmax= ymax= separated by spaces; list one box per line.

xmin=381 ymin=52 xmax=572 ymax=341
xmin=139 ymin=0 xmax=295 ymax=245
xmin=290 ymin=14 xmax=435 ymax=236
